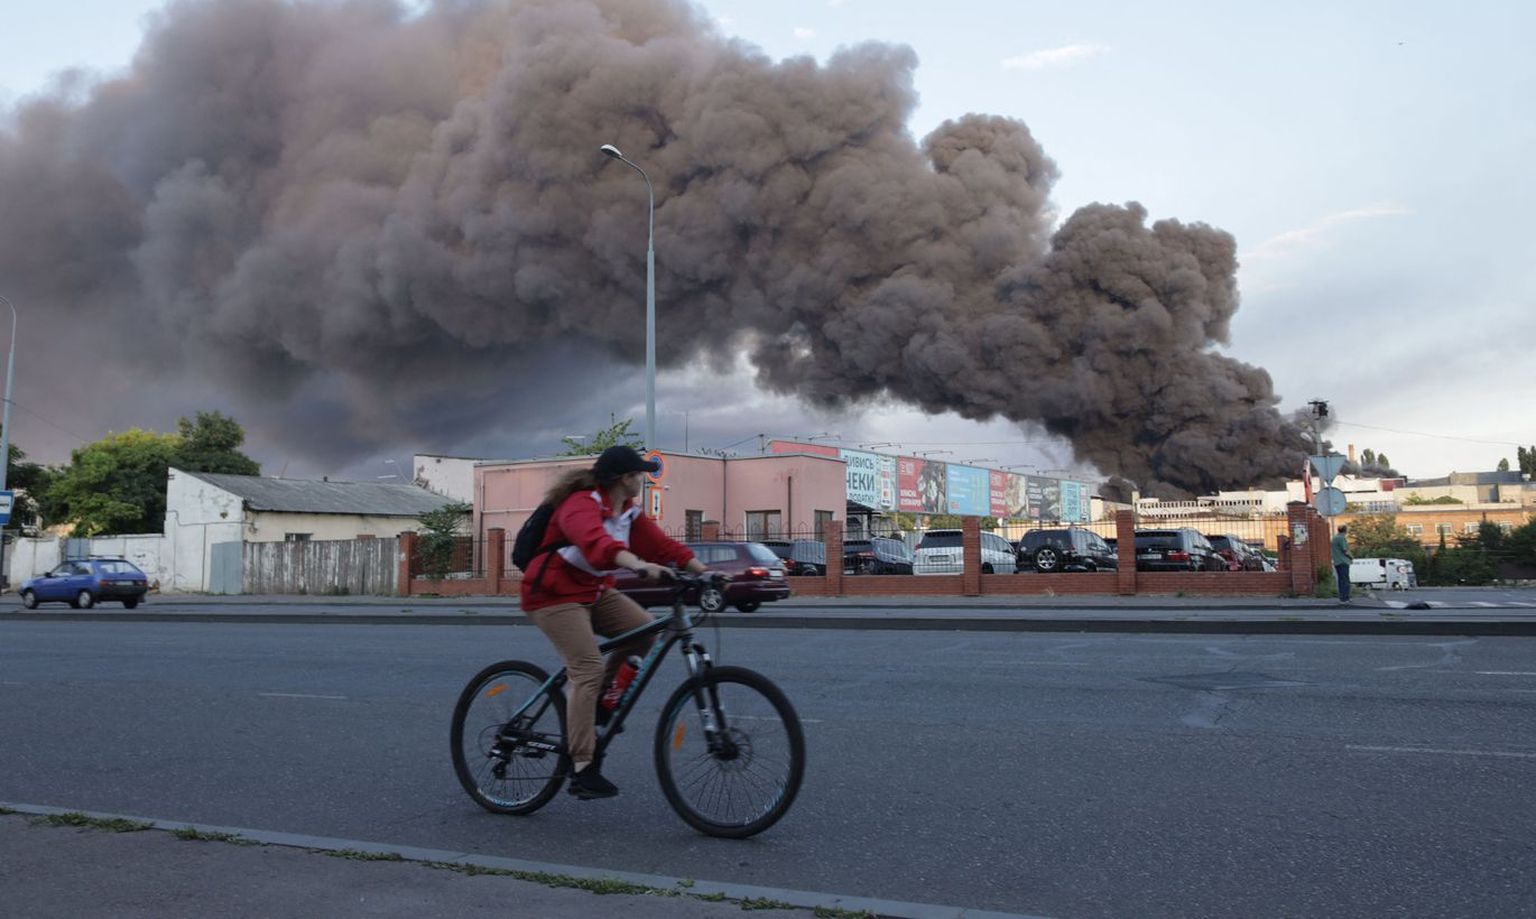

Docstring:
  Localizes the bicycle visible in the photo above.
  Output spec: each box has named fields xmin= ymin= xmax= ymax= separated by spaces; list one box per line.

xmin=450 ymin=571 xmax=805 ymax=838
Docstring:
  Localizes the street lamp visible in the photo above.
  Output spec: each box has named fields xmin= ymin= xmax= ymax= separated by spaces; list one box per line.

xmin=959 ymin=457 xmax=998 ymax=467
xmin=913 ymin=449 xmax=952 ymax=458
xmin=859 ymin=442 xmax=899 ymax=450
xmin=599 ymin=143 xmax=656 ymax=450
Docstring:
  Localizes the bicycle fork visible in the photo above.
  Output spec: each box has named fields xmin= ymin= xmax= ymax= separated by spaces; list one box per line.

xmin=681 ymin=641 xmax=738 ymax=759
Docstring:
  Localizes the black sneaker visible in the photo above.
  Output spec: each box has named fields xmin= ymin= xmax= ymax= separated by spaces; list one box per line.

xmin=568 ymin=767 xmax=619 ymax=800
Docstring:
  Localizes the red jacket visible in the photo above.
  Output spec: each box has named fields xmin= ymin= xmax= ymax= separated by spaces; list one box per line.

xmin=520 ymin=489 xmax=695 ymax=612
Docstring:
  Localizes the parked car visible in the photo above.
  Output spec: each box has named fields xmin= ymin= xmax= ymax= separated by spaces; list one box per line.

xmin=20 ymin=557 xmax=149 ymax=609
xmin=1350 ymin=557 xmax=1417 ymax=590
xmin=613 ymin=541 xmax=790 ymax=613
xmin=913 ymin=529 xmax=1018 ymax=575
xmin=843 ymin=536 xmax=914 ymax=575
xmin=760 ymin=539 xmax=826 ymax=576
xmin=1208 ymin=534 xmax=1267 ymax=571
xmin=1015 ymin=528 xmax=1119 ymax=573
xmin=1133 ymin=529 xmax=1225 ymax=572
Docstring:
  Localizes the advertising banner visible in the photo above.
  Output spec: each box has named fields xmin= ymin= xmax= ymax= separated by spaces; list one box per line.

xmin=946 ymin=466 xmax=991 ymax=517
xmin=877 ymin=455 xmax=898 ymax=510
xmin=842 ymin=449 xmax=880 ymax=508
xmin=897 ymin=457 xmax=922 ymax=512
xmin=1059 ymin=481 xmax=1081 ymax=523
xmin=989 ymin=471 xmax=1010 ymax=517
xmin=1004 ymin=473 xmax=1029 ymax=518
xmin=899 ymin=458 xmax=949 ymax=513
xmin=1025 ymin=476 xmax=1062 ymax=520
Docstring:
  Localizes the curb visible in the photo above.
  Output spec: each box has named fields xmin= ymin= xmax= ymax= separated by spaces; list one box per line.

xmin=0 ymin=802 xmax=1040 ymax=919
xmin=4 ymin=610 xmax=1534 ymax=636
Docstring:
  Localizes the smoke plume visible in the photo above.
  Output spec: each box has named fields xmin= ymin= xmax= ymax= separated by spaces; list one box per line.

xmin=0 ymin=0 xmax=1306 ymax=495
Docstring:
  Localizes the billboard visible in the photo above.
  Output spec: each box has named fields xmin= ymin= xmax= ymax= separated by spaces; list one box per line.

xmin=946 ymin=466 xmax=991 ymax=517
xmin=899 ymin=457 xmax=949 ymax=513
xmin=842 ymin=449 xmax=880 ymax=508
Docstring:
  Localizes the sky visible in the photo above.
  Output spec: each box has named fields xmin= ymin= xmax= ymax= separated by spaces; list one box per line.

xmin=1 ymin=0 xmax=1532 ymax=487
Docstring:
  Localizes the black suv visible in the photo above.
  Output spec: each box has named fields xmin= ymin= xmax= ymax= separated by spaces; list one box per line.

xmin=759 ymin=539 xmax=827 ymax=576
xmin=1133 ymin=528 xmax=1225 ymax=572
xmin=843 ymin=536 xmax=914 ymax=575
xmin=1015 ymin=528 xmax=1118 ymax=573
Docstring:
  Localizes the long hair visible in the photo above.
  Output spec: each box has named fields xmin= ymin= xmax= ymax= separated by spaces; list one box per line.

xmin=542 ymin=464 xmax=619 ymax=507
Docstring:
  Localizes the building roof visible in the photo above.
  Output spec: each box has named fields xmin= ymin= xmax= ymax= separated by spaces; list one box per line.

xmin=176 ymin=469 xmax=459 ymax=517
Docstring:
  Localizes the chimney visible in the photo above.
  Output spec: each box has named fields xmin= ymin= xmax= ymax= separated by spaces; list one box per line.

xmin=1347 ymin=444 xmax=1357 ymax=464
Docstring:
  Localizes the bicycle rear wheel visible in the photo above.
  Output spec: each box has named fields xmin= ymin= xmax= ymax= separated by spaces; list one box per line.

xmin=654 ymin=665 xmax=805 ymax=838
xmin=451 ymin=660 xmax=569 ymax=815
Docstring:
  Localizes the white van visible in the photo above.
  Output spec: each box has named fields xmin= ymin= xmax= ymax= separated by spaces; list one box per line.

xmin=1350 ymin=557 xmax=1417 ymax=590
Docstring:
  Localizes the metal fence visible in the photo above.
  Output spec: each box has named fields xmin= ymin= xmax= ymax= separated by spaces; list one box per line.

xmin=1131 ymin=511 xmax=1289 ymax=572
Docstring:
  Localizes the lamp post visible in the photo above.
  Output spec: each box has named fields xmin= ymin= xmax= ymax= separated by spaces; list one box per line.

xmin=600 ymin=144 xmax=656 ymax=450
xmin=0 ymin=295 xmax=15 ymax=590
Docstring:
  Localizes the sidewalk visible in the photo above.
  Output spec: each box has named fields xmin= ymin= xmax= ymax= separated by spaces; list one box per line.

xmin=0 ymin=808 xmax=1027 ymax=919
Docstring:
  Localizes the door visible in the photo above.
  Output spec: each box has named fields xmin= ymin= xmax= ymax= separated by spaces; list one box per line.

xmin=208 ymin=541 xmax=243 ymax=595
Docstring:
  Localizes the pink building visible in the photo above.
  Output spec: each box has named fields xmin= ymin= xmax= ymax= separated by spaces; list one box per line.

xmin=474 ymin=450 xmax=846 ymax=551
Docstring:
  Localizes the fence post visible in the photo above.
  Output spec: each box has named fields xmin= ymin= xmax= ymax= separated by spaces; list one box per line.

xmin=962 ymin=517 xmax=981 ymax=596
xmin=1285 ymin=503 xmax=1315 ymax=596
xmin=487 ymin=527 xmax=505 ymax=595
xmin=398 ymin=531 xmax=418 ymax=597
xmin=1115 ymin=509 xmax=1137 ymax=595
xmin=825 ymin=523 xmax=844 ymax=596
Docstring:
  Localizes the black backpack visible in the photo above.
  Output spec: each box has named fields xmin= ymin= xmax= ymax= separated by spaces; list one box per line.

xmin=512 ymin=503 xmax=568 ymax=571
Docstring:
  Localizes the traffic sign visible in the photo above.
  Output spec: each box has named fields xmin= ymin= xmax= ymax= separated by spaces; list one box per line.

xmin=0 ymin=490 xmax=12 ymax=526
xmin=647 ymin=486 xmax=664 ymax=520
xmin=1315 ymin=486 xmax=1347 ymax=517
xmin=1309 ymin=453 xmax=1347 ymax=484
xmin=645 ymin=450 xmax=666 ymax=484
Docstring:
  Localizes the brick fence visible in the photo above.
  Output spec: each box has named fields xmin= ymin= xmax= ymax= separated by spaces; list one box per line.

xmin=400 ymin=505 xmax=1327 ymax=598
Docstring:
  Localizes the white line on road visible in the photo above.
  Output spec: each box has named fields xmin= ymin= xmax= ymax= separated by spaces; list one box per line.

xmin=1347 ymin=745 xmax=1536 ymax=759
xmin=1474 ymin=671 xmax=1536 ymax=676
xmin=258 ymin=692 xmax=348 ymax=700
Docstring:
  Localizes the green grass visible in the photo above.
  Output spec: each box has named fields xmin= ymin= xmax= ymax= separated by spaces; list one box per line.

xmin=813 ymin=909 xmax=878 ymax=919
xmin=0 ymin=806 xmax=17 ymax=815
xmin=740 ymin=896 xmax=799 ymax=910
xmin=173 ymin=826 xmax=259 ymax=846
xmin=29 ymin=812 xmax=153 ymax=832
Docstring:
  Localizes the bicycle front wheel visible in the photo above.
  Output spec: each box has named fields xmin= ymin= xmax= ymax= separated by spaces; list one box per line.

xmin=654 ymin=665 xmax=805 ymax=838
xmin=451 ymin=660 xmax=569 ymax=815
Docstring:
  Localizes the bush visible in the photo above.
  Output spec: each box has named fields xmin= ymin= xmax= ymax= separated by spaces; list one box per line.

xmin=418 ymin=502 xmax=472 ymax=581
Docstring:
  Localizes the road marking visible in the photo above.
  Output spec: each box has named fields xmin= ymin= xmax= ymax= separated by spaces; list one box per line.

xmin=258 ymin=692 xmax=347 ymax=701
xmin=730 ymin=713 xmax=824 ymax=724
xmin=1347 ymin=745 xmax=1536 ymax=760
xmin=1473 ymin=671 xmax=1536 ymax=676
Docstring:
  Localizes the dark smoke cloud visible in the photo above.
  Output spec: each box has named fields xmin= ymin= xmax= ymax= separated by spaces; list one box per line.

xmin=0 ymin=0 xmax=1305 ymax=495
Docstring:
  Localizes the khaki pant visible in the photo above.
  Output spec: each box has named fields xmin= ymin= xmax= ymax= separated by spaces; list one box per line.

xmin=525 ymin=589 xmax=655 ymax=764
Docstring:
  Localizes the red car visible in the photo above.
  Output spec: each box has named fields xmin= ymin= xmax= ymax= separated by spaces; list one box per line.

xmin=613 ymin=541 xmax=790 ymax=613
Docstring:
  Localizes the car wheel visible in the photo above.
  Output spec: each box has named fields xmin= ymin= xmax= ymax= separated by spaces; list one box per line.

xmin=1034 ymin=547 xmax=1061 ymax=573
xmin=124 ymin=598 xmax=140 ymax=609
xmin=1082 ymin=561 xmax=1097 ymax=572
xmin=698 ymin=586 xmax=726 ymax=614
xmin=21 ymin=590 xmax=38 ymax=609
xmin=981 ymin=563 xmax=993 ymax=574
xmin=734 ymin=601 xmax=761 ymax=613
xmin=76 ymin=590 xmax=96 ymax=610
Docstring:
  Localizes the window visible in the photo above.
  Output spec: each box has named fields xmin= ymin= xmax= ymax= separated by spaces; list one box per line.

xmin=814 ymin=510 xmax=834 ymax=541
xmin=744 ymin=510 xmax=781 ymax=540
xmin=1406 ymin=525 xmax=1423 ymax=536
xmin=285 ymin=533 xmax=313 ymax=542
xmin=685 ymin=510 xmax=703 ymax=541
xmin=1435 ymin=524 xmax=1453 ymax=536
xmin=1464 ymin=522 xmax=1481 ymax=534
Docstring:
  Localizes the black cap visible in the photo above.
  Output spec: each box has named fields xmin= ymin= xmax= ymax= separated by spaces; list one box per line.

xmin=593 ymin=445 xmax=660 ymax=478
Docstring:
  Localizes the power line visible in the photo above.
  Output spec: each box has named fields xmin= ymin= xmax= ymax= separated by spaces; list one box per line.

xmin=8 ymin=400 xmax=93 ymax=445
xmin=1334 ymin=420 xmax=1528 ymax=448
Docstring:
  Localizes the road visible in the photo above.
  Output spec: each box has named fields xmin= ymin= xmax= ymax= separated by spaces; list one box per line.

xmin=3 ymin=618 xmax=1534 ymax=917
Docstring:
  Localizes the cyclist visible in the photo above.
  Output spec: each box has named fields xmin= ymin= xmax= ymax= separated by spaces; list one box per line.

xmin=521 ymin=444 xmax=708 ymax=799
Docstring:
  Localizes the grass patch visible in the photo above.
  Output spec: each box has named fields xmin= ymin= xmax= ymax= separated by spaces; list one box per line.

xmin=813 ymin=909 xmax=878 ymax=919
xmin=693 ymin=891 xmax=729 ymax=902
xmin=30 ymin=812 xmax=153 ymax=833
xmin=173 ymin=826 xmax=259 ymax=846
xmin=320 ymin=848 xmax=405 ymax=862
xmin=740 ymin=896 xmax=799 ymax=910
xmin=423 ymin=862 xmax=662 ymax=897
xmin=0 ymin=806 xmax=17 ymax=815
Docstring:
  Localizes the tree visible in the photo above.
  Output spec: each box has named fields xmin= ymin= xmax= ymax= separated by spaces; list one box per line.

xmin=1347 ymin=514 xmax=1426 ymax=572
xmin=1498 ymin=457 xmax=1511 ymax=472
xmin=558 ymin=414 xmax=643 ymax=456
xmin=42 ymin=411 xmax=262 ymax=535
xmin=174 ymin=411 xmax=260 ymax=475
xmin=1361 ymin=448 xmax=1377 ymax=466
xmin=44 ymin=429 xmax=180 ymax=536
xmin=1518 ymin=446 xmax=1536 ymax=478
xmin=3 ymin=439 xmax=55 ymax=527
xmin=417 ymin=502 xmax=472 ymax=580
xmin=1376 ymin=453 xmax=1390 ymax=469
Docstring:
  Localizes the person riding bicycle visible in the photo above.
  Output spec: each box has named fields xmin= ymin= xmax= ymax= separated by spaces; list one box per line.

xmin=521 ymin=444 xmax=708 ymax=799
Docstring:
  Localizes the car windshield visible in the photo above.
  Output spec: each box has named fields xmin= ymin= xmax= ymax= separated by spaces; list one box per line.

xmin=1135 ymin=531 xmax=1181 ymax=548
xmin=1208 ymin=536 xmax=1233 ymax=551
xmin=918 ymin=531 xmax=963 ymax=549
xmin=745 ymin=544 xmax=782 ymax=565
xmin=871 ymin=538 xmax=910 ymax=560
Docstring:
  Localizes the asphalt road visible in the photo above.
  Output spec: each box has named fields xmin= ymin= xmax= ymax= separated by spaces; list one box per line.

xmin=3 ymin=619 xmax=1534 ymax=917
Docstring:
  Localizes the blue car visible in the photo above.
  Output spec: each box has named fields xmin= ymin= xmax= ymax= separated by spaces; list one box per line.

xmin=20 ymin=557 xmax=150 ymax=609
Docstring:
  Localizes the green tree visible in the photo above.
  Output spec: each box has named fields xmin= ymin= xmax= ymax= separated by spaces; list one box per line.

xmin=174 ymin=411 xmax=260 ymax=475
xmin=42 ymin=412 xmax=262 ymax=535
xmin=1497 ymin=457 xmax=1511 ymax=472
xmin=417 ymin=502 xmax=472 ymax=580
xmin=3 ymin=439 xmax=55 ymax=527
xmin=1347 ymin=513 xmax=1427 ymax=572
xmin=44 ymin=429 xmax=180 ymax=536
xmin=1403 ymin=495 xmax=1463 ymax=506
xmin=1518 ymin=446 xmax=1536 ymax=477
xmin=558 ymin=414 xmax=643 ymax=456
xmin=1376 ymin=453 xmax=1390 ymax=469
xmin=1361 ymin=448 xmax=1377 ymax=466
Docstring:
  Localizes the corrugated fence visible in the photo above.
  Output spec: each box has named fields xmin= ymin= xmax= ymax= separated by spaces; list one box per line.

xmin=244 ymin=538 xmax=399 ymax=596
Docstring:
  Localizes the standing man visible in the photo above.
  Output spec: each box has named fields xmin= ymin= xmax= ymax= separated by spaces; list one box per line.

xmin=1332 ymin=524 xmax=1353 ymax=603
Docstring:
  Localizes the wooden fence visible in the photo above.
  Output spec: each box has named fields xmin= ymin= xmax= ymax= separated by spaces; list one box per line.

xmin=244 ymin=537 xmax=400 ymax=596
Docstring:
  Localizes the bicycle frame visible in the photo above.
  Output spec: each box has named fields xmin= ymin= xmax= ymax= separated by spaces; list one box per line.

xmin=505 ymin=586 xmax=720 ymax=762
